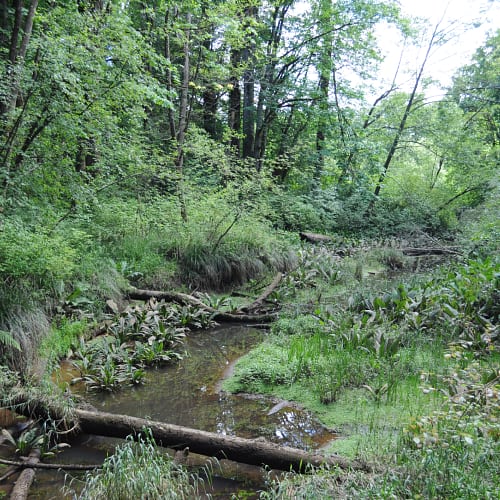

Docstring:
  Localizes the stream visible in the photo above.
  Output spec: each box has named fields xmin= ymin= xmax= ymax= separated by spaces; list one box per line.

xmin=9 ymin=325 xmax=335 ymax=498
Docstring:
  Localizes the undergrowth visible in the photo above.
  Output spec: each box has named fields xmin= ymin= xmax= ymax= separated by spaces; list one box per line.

xmin=225 ymin=251 xmax=500 ymax=498
xmin=73 ymin=431 xmax=202 ymax=499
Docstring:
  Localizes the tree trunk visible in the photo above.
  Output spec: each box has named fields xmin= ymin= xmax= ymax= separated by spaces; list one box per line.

xmin=175 ymin=12 xmax=191 ymax=223
xmin=228 ymin=49 xmax=241 ymax=154
xmin=9 ymin=448 xmax=40 ymax=500
xmin=3 ymin=0 xmax=39 ymax=115
xmin=238 ymin=272 xmax=282 ymax=312
xmin=242 ymin=5 xmax=257 ymax=158
xmin=203 ymin=87 xmax=218 ymax=139
xmin=371 ymin=22 xmax=442 ymax=202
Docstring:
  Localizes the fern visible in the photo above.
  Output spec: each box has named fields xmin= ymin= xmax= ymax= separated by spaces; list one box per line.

xmin=0 ymin=330 xmax=21 ymax=351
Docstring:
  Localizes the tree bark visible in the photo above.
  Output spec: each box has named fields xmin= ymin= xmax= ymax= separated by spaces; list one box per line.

xmin=228 ymin=49 xmax=242 ymax=154
xmin=175 ymin=11 xmax=191 ymax=222
xmin=0 ymin=458 xmax=99 ymax=471
xmin=3 ymin=0 xmax=39 ymax=115
xmin=242 ymin=5 xmax=257 ymax=158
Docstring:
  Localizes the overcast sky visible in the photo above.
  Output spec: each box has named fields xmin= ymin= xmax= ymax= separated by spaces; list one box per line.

xmin=376 ymin=0 xmax=500 ymax=94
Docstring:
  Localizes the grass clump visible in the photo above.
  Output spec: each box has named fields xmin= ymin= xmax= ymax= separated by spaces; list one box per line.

xmin=39 ymin=318 xmax=89 ymax=371
xmin=75 ymin=432 xmax=201 ymax=500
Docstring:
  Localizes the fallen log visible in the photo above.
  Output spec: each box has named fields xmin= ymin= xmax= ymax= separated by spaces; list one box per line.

xmin=0 ymin=458 xmax=100 ymax=471
xmin=400 ymin=247 xmax=460 ymax=256
xmin=238 ymin=273 xmax=282 ymax=313
xmin=127 ymin=288 xmax=278 ymax=323
xmin=6 ymin=397 xmax=370 ymax=473
xmin=74 ymin=408 xmax=368 ymax=472
xmin=299 ymin=232 xmax=332 ymax=244
xmin=9 ymin=448 xmax=40 ymax=500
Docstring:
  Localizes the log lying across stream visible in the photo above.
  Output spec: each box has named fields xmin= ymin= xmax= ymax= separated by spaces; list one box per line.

xmin=76 ymin=408 xmax=369 ymax=472
xmin=7 ymin=397 xmax=370 ymax=473
xmin=127 ymin=287 xmax=280 ymax=322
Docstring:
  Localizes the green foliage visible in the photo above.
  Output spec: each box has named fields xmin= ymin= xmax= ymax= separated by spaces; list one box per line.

xmin=228 ymin=254 xmax=499 ymax=497
xmin=350 ymin=257 xmax=500 ymax=348
xmin=39 ymin=318 xmax=89 ymax=368
xmin=76 ymin=431 xmax=200 ymax=499
xmin=0 ymin=219 xmax=78 ymax=286
xmin=226 ymin=342 xmax=297 ymax=393
xmin=368 ymin=362 xmax=500 ymax=499
xmin=70 ymin=299 xmax=190 ymax=391
xmin=0 ymin=329 xmax=20 ymax=351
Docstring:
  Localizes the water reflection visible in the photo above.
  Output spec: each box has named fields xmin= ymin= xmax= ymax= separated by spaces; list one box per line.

xmin=86 ymin=324 xmax=335 ymax=450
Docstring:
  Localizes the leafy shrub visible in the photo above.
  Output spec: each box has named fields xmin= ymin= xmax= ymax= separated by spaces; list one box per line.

xmin=39 ymin=318 xmax=89 ymax=369
xmin=349 ymin=257 xmax=500 ymax=350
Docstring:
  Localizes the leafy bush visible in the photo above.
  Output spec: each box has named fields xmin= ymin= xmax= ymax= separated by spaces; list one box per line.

xmin=0 ymin=219 xmax=81 ymax=284
xmin=349 ymin=257 xmax=500 ymax=349
xmin=39 ymin=318 xmax=89 ymax=369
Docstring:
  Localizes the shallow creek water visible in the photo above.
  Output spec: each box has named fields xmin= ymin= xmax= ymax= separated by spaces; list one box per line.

xmin=84 ymin=324 xmax=333 ymax=449
xmin=8 ymin=325 xmax=335 ymax=498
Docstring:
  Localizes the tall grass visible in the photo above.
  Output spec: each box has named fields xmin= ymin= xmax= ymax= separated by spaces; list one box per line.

xmin=86 ymin=196 xmax=296 ymax=290
xmin=75 ymin=432 xmax=201 ymax=499
xmin=0 ymin=307 xmax=50 ymax=374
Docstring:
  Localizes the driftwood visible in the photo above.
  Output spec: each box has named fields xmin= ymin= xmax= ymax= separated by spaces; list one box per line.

xmin=9 ymin=448 xmax=40 ymax=500
xmin=6 ymin=397 xmax=370 ymax=473
xmin=299 ymin=232 xmax=332 ymax=243
xmin=400 ymin=247 xmax=460 ymax=256
xmin=127 ymin=288 xmax=279 ymax=323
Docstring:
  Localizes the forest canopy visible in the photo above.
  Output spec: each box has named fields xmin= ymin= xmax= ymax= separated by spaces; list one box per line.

xmin=0 ymin=0 xmax=498 ymax=360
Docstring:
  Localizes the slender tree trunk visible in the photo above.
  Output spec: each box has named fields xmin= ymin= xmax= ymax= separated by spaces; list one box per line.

xmin=254 ymin=3 xmax=290 ymax=168
xmin=203 ymin=87 xmax=218 ymax=139
xmin=0 ymin=0 xmax=8 ymax=49
xmin=371 ymin=23 xmax=441 ymax=201
xmin=228 ymin=49 xmax=241 ymax=154
xmin=8 ymin=0 xmax=23 ymax=65
xmin=164 ymin=9 xmax=177 ymax=140
xmin=175 ymin=12 xmax=191 ymax=223
xmin=314 ymin=0 xmax=333 ymax=187
xmin=4 ymin=0 xmax=39 ymax=114
xmin=242 ymin=60 xmax=255 ymax=158
xmin=242 ymin=5 xmax=257 ymax=159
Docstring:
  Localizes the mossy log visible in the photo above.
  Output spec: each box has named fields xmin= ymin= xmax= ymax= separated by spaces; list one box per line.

xmin=237 ymin=272 xmax=283 ymax=313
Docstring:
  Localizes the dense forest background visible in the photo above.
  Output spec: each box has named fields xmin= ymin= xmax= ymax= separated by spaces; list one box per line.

xmin=0 ymin=0 xmax=498 ymax=369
